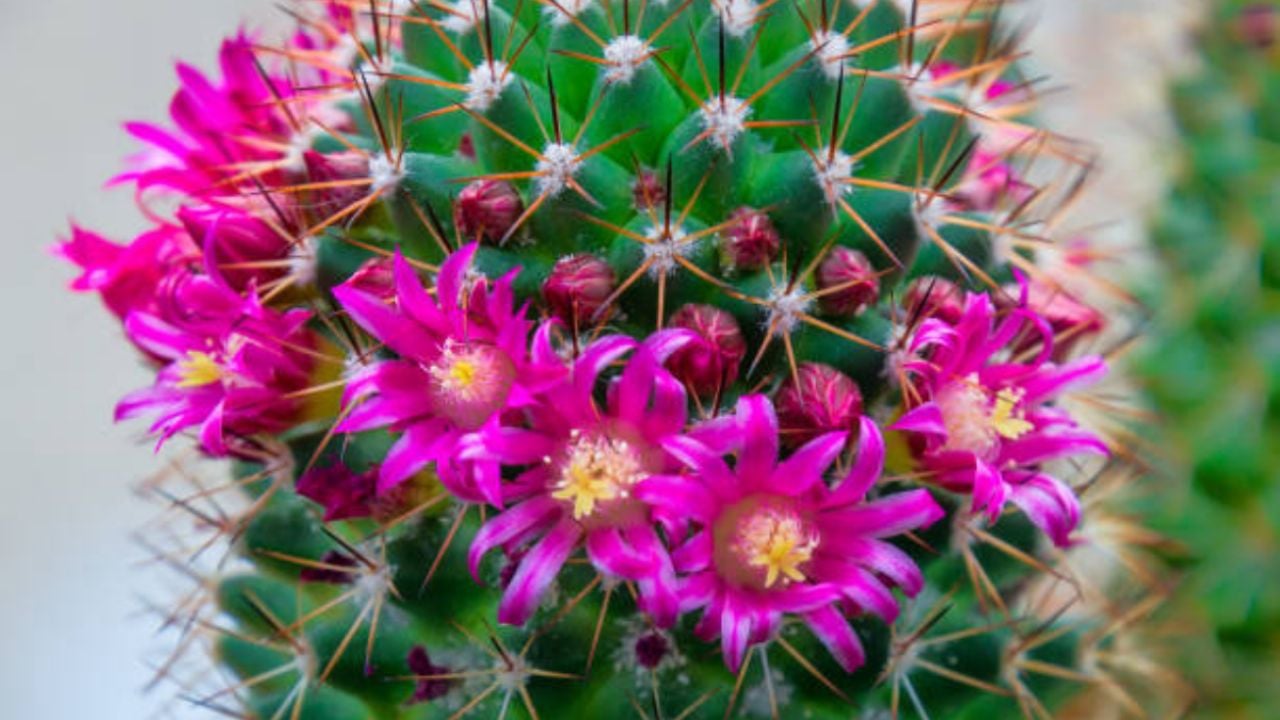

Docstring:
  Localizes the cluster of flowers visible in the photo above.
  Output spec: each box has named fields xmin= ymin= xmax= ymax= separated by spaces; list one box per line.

xmin=57 ymin=5 xmax=1109 ymax=674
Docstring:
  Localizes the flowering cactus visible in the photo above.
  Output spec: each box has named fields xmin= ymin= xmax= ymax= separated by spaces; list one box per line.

xmin=57 ymin=0 xmax=1164 ymax=717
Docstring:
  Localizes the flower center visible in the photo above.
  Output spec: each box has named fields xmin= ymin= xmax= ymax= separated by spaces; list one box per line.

xmin=936 ymin=375 xmax=1033 ymax=458
xmin=714 ymin=496 xmax=818 ymax=590
xmin=427 ymin=342 xmax=515 ymax=430
xmin=176 ymin=351 xmax=224 ymax=388
xmin=551 ymin=431 xmax=645 ymax=523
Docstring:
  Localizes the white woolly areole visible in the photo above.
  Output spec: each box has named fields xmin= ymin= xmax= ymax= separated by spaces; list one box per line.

xmin=535 ymin=142 xmax=582 ymax=197
xmin=287 ymin=235 xmax=319 ymax=287
xmin=766 ymin=284 xmax=812 ymax=334
xmin=465 ymin=61 xmax=512 ymax=111
xmin=281 ymin=125 xmax=323 ymax=173
xmin=357 ymin=54 xmax=395 ymax=94
xmin=643 ymin=225 xmax=693 ymax=278
xmin=811 ymin=30 xmax=851 ymax=80
xmin=603 ymin=35 xmax=650 ymax=85
xmin=715 ymin=0 xmax=760 ymax=37
xmin=442 ymin=0 xmax=485 ymax=33
xmin=369 ymin=153 xmax=404 ymax=193
xmin=812 ymin=146 xmax=855 ymax=205
xmin=912 ymin=195 xmax=947 ymax=237
xmin=699 ymin=96 xmax=751 ymax=151
xmin=543 ymin=0 xmax=594 ymax=26
xmin=898 ymin=62 xmax=942 ymax=115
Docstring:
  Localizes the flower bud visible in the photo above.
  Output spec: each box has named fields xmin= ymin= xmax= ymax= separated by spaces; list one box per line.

xmin=346 ymin=256 xmax=397 ymax=301
xmin=721 ymin=207 xmax=780 ymax=271
xmin=816 ymin=246 xmax=879 ymax=317
xmin=903 ymin=276 xmax=965 ymax=326
xmin=542 ymin=254 xmax=616 ymax=326
xmin=775 ymin=362 xmax=863 ymax=448
xmin=454 ymin=179 xmax=523 ymax=244
xmin=1239 ymin=4 xmax=1276 ymax=49
xmin=632 ymin=169 xmax=666 ymax=212
xmin=668 ymin=304 xmax=747 ymax=394
xmin=634 ymin=631 xmax=670 ymax=670
xmin=303 ymin=150 xmax=371 ymax=217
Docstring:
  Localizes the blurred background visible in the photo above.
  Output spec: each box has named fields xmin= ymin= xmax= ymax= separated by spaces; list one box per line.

xmin=4 ymin=0 xmax=1270 ymax=717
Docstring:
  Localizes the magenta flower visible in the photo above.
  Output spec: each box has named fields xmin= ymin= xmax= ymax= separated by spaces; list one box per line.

xmin=332 ymin=243 xmax=563 ymax=503
xmin=54 ymin=225 xmax=194 ymax=321
xmin=178 ymin=203 xmax=295 ymax=292
xmin=465 ymin=331 xmax=696 ymax=627
xmin=115 ymin=273 xmax=314 ymax=456
xmin=644 ymin=395 xmax=944 ymax=672
xmin=948 ymin=148 xmax=1034 ymax=213
xmin=893 ymin=289 xmax=1107 ymax=546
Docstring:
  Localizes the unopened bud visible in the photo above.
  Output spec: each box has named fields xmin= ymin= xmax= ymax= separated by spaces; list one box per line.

xmin=903 ymin=276 xmax=965 ymax=326
xmin=454 ymin=179 xmax=523 ymax=244
xmin=721 ymin=207 xmax=780 ymax=271
xmin=816 ymin=246 xmax=879 ymax=317
xmin=668 ymin=304 xmax=747 ymax=393
xmin=543 ymin=254 xmax=616 ymax=326
xmin=775 ymin=362 xmax=863 ymax=448
xmin=632 ymin=170 xmax=666 ymax=212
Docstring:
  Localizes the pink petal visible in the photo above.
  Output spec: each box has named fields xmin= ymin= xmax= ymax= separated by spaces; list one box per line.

xmin=468 ymin=496 xmax=562 ymax=580
xmin=804 ymin=605 xmax=866 ymax=673
xmin=827 ymin=417 xmax=886 ymax=507
xmin=770 ymin=430 xmax=846 ymax=496
xmin=498 ymin=519 xmax=581 ymax=625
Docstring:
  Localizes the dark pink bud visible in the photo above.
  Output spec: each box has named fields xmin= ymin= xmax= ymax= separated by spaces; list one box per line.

xmin=634 ymin=632 xmax=670 ymax=670
xmin=454 ymin=179 xmax=523 ymax=244
xmin=543 ymin=254 xmax=616 ymax=326
xmin=816 ymin=246 xmax=879 ymax=317
xmin=632 ymin=170 xmax=666 ymax=212
xmin=347 ymin=256 xmax=397 ymax=301
xmin=299 ymin=550 xmax=360 ymax=584
xmin=458 ymin=132 xmax=476 ymax=160
xmin=668 ymin=304 xmax=747 ymax=394
xmin=775 ymin=362 xmax=863 ymax=448
xmin=721 ymin=207 xmax=780 ymax=271
xmin=296 ymin=461 xmax=377 ymax=521
xmin=406 ymin=646 xmax=456 ymax=705
xmin=1240 ymin=4 xmax=1276 ymax=49
xmin=903 ymin=276 xmax=966 ymax=326
xmin=303 ymin=150 xmax=371 ymax=217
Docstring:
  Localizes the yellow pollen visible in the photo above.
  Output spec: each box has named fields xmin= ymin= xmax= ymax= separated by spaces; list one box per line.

xmin=175 ymin=351 xmax=224 ymax=388
xmin=551 ymin=435 xmax=643 ymax=520
xmin=989 ymin=387 xmax=1034 ymax=440
xmin=429 ymin=345 xmax=486 ymax=399
xmin=739 ymin=511 xmax=817 ymax=588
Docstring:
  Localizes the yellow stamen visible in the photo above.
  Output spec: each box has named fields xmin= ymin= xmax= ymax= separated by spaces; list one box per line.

xmin=550 ymin=434 xmax=643 ymax=520
xmin=990 ymin=387 xmax=1034 ymax=440
xmin=175 ymin=351 xmax=224 ymax=388
xmin=739 ymin=511 xmax=817 ymax=588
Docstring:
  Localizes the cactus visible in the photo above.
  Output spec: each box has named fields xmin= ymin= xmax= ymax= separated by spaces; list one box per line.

xmin=55 ymin=0 xmax=1164 ymax=717
xmin=1139 ymin=2 xmax=1280 ymax=715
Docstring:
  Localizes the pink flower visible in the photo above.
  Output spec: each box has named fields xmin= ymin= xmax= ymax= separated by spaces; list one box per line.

xmin=465 ymin=331 xmax=696 ymax=627
xmin=54 ymin=225 xmax=195 ymax=320
xmin=948 ymin=148 xmax=1034 ymax=213
xmin=332 ymin=243 xmax=563 ymax=503
xmin=645 ymin=395 xmax=944 ymax=672
xmin=178 ymin=204 xmax=292 ymax=292
xmin=892 ymin=290 xmax=1107 ymax=546
xmin=115 ymin=273 xmax=314 ymax=456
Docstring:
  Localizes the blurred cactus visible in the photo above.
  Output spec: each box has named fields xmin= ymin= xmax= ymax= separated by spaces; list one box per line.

xmin=53 ymin=0 xmax=1163 ymax=717
xmin=1138 ymin=1 xmax=1280 ymax=715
